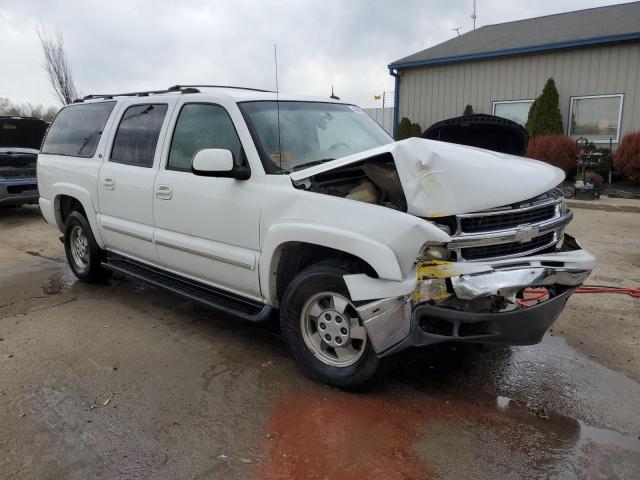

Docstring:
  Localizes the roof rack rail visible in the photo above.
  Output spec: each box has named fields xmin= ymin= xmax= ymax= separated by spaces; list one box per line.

xmin=168 ymin=84 xmax=274 ymax=93
xmin=77 ymin=86 xmax=200 ymax=102
xmin=73 ymin=84 xmax=272 ymax=103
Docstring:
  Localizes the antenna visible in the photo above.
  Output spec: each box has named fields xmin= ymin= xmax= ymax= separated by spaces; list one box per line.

xmin=471 ymin=0 xmax=477 ymax=30
xmin=452 ymin=27 xmax=461 ymax=36
xmin=274 ymin=44 xmax=282 ymax=170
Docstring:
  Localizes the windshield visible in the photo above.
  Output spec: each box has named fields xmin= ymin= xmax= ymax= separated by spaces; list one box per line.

xmin=238 ymin=101 xmax=393 ymax=173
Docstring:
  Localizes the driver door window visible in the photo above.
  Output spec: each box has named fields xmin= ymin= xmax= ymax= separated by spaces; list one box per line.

xmin=167 ymin=103 xmax=243 ymax=171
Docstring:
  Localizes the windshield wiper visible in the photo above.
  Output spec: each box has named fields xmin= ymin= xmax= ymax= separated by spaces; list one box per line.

xmin=288 ymin=158 xmax=336 ymax=172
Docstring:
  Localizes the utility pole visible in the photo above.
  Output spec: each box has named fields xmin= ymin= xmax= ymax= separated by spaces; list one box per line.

xmin=471 ymin=0 xmax=477 ymax=30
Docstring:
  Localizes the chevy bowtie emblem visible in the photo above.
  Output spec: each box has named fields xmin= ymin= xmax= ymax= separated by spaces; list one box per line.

xmin=513 ymin=224 xmax=539 ymax=243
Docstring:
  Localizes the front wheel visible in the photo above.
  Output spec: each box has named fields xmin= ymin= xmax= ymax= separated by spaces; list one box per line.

xmin=280 ymin=261 xmax=379 ymax=388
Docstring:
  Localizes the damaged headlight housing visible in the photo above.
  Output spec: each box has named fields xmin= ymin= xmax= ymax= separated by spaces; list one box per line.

xmin=419 ymin=243 xmax=450 ymax=261
xmin=551 ymin=188 xmax=567 ymax=215
xmin=558 ymin=196 xmax=567 ymax=215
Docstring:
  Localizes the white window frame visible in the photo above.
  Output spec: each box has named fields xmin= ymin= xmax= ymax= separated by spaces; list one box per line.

xmin=568 ymin=93 xmax=624 ymax=143
xmin=492 ymin=99 xmax=534 ymax=125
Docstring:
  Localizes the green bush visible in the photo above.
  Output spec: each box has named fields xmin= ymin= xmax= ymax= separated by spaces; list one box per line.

xmin=463 ymin=104 xmax=474 ymax=116
xmin=396 ymin=117 xmax=422 ymax=140
xmin=526 ymin=78 xmax=564 ymax=138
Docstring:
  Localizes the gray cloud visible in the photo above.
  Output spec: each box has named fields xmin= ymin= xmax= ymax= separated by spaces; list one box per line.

xmin=0 ymin=0 xmax=633 ymax=108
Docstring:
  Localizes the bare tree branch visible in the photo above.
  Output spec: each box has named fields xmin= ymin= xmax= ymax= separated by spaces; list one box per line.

xmin=36 ymin=24 xmax=79 ymax=105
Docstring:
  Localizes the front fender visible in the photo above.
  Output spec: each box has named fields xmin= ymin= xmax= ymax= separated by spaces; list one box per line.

xmin=259 ymin=222 xmax=404 ymax=302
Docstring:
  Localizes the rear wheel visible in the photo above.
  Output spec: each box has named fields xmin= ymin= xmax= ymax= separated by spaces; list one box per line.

xmin=63 ymin=211 xmax=110 ymax=283
xmin=280 ymin=260 xmax=379 ymax=388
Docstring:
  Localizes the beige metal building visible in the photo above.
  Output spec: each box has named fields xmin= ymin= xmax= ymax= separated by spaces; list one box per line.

xmin=389 ymin=2 xmax=640 ymax=146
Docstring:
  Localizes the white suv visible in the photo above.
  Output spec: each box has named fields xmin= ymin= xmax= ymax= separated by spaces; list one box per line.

xmin=37 ymin=85 xmax=594 ymax=388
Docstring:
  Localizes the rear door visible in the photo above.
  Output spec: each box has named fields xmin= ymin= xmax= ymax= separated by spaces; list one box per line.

xmin=152 ymin=100 xmax=263 ymax=297
xmin=97 ymin=100 xmax=175 ymax=264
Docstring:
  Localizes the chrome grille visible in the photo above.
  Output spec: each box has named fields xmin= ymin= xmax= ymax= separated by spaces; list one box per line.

xmin=460 ymin=204 xmax=556 ymax=233
xmin=461 ymin=232 xmax=555 ymax=260
xmin=446 ymin=195 xmax=571 ymax=262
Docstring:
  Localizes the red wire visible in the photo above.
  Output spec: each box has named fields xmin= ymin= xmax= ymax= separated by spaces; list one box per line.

xmin=517 ymin=286 xmax=640 ymax=308
xmin=575 ymin=286 xmax=640 ymax=298
xmin=517 ymin=288 xmax=549 ymax=307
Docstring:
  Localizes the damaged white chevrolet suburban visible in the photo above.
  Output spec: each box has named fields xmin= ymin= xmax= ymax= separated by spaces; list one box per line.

xmin=37 ymin=85 xmax=595 ymax=388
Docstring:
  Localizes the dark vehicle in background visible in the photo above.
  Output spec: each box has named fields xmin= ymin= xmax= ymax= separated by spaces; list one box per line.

xmin=422 ymin=114 xmax=529 ymax=156
xmin=0 ymin=116 xmax=48 ymax=207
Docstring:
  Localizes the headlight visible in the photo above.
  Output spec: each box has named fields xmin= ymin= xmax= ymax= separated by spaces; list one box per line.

xmin=420 ymin=244 xmax=450 ymax=260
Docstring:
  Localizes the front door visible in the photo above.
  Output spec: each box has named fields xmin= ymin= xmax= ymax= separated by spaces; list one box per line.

xmin=153 ymin=102 xmax=263 ymax=298
xmin=97 ymin=101 xmax=172 ymax=264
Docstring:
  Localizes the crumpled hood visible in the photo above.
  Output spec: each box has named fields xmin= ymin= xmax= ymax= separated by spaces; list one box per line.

xmin=290 ymin=137 xmax=565 ymax=217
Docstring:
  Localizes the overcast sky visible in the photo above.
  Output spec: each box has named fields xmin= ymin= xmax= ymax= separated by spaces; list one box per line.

xmin=0 ymin=0 xmax=636 ymax=109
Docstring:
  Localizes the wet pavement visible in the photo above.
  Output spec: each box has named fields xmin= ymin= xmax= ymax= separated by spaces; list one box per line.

xmin=1 ymin=206 xmax=639 ymax=479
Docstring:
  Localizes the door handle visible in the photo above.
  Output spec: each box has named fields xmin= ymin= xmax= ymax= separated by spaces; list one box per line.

xmin=156 ymin=184 xmax=173 ymax=200
xmin=102 ymin=177 xmax=115 ymax=190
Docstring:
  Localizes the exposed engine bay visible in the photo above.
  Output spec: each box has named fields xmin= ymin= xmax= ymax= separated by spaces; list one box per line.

xmin=294 ymin=152 xmax=408 ymax=211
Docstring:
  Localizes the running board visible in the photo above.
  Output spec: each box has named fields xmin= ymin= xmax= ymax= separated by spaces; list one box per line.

xmin=101 ymin=254 xmax=272 ymax=322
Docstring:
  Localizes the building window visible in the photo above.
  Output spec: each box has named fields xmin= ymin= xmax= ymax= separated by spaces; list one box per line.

xmin=569 ymin=94 xmax=623 ymax=143
xmin=492 ymin=100 xmax=534 ymax=126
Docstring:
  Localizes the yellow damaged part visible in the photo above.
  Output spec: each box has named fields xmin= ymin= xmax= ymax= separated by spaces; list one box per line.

xmin=416 ymin=260 xmax=457 ymax=280
xmin=413 ymin=279 xmax=450 ymax=303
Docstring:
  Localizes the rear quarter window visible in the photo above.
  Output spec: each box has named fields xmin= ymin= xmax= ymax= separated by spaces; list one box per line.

xmin=41 ymin=102 xmax=116 ymax=158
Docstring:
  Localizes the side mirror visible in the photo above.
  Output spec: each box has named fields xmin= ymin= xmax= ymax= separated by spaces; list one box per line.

xmin=191 ymin=149 xmax=251 ymax=179
xmin=192 ymin=148 xmax=233 ymax=174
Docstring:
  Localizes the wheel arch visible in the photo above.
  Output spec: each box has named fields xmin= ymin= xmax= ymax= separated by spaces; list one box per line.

xmin=52 ymin=183 xmax=105 ymax=247
xmin=260 ymin=223 xmax=403 ymax=305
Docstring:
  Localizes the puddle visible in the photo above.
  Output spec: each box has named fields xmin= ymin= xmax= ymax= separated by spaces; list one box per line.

xmin=259 ymin=387 xmax=640 ymax=480
xmin=391 ymin=334 xmax=640 ymax=436
xmin=259 ymin=335 xmax=640 ymax=479
xmin=42 ymin=268 xmax=77 ymax=295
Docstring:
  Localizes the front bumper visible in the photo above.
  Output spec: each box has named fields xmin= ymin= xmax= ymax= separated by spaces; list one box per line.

xmin=380 ymin=287 xmax=575 ymax=357
xmin=354 ymin=235 xmax=594 ymax=356
xmin=0 ymin=177 xmax=39 ymax=206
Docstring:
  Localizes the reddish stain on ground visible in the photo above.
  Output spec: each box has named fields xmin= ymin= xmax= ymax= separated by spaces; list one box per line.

xmin=258 ymin=391 xmax=508 ymax=480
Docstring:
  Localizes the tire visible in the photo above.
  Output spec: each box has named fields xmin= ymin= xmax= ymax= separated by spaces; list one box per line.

xmin=280 ymin=259 xmax=379 ymax=389
xmin=63 ymin=211 xmax=110 ymax=283
xmin=562 ymin=187 xmax=575 ymax=199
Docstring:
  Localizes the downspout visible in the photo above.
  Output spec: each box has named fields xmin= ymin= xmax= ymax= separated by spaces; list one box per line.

xmin=389 ymin=68 xmax=401 ymax=139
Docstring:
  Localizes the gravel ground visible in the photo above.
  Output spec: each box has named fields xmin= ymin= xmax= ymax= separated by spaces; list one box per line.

xmin=0 ymin=205 xmax=639 ymax=479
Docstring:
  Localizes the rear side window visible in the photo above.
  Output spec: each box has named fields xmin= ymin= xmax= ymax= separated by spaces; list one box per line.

xmin=167 ymin=103 xmax=243 ymax=172
xmin=110 ymin=104 xmax=168 ymax=168
xmin=41 ymin=102 xmax=116 ymax=158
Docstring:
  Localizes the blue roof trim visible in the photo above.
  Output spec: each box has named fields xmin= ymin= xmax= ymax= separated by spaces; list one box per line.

xmin=388 ymin=32 xmax=640 ymax=70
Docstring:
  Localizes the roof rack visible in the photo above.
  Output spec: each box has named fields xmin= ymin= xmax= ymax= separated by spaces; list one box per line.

xmin=76 ymin=86 xmax=199 ymax=103
xmin=168 ymin=84 xmax=274 ymax=93
xmin=74 ymin=84 xmax=273 ymax=103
